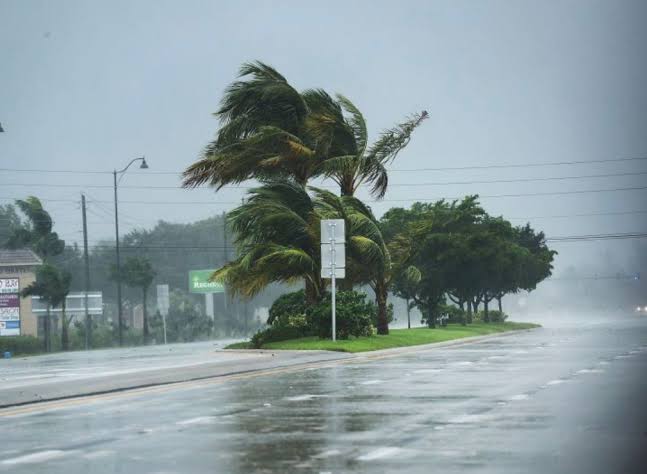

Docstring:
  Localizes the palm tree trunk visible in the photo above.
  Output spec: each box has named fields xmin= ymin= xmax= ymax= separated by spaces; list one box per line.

xmin=61 ymin=301 xmax=69 ymax=351
xmin=466 ymin=300 xmax=473 ymax=324
xmin=375 ymin=280 xmax=389 ymax=335
xmin=497 ymin=296 xmax=503 ymax=313
xmin=427 ymin=306 xmax=436 ymax=328
xmin=143 ymin=287 xmax=149 ymax=344
xmin=483 ymin=299 xmax=490 ymax=323
xmin=406 ymin=297 xmax=411 ymax=329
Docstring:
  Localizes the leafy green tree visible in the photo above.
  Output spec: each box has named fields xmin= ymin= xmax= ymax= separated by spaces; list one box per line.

xmin=111 ymin=257 xmax=156 ymax=343
xmin=150 ymin=290 xmax=213 ymax=343
xmin=0 ymin=204 xmax=22 ymax=245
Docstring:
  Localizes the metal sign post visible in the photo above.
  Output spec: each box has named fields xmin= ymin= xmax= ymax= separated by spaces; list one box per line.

xmin=156 ymin=284 xmax=169 ymax=344
xmin=321 ymin=219 xmax=345 ymax=342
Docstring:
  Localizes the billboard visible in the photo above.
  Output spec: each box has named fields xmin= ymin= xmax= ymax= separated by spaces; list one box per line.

xmin=188 ymin=270 xmax=224 ymax=294
xmin=0 ymin=279 xmax=20 ymax=336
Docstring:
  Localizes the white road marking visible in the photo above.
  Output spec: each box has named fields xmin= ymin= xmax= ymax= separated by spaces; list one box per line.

xmin=508 ymin=393 xmax=529 ymax=401
xmin=1 ymin=450 xmax=70 ymax=465
xmin=357 ymin=447 xmax=403 ymax=461
xmin=175 ymin=416 xmax=216 ymax=426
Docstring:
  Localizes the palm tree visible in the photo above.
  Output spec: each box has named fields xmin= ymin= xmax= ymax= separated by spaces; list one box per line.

xmin=214 ymin=181 xmax=324 ymax=305
xmin=21 ymin=264 xmax=71 ymax=351
xmin=5 ymin=196 xmax=64 ymax=259
xmin=312 ymin=95 xmax=428 ymax=198
xmin=215 ymin=182 xmax=396 ymax=334
xmin=182 ymin=61 xmax=428 ymax=199
xmin=111 ymin=257 xmax=156 ymax=343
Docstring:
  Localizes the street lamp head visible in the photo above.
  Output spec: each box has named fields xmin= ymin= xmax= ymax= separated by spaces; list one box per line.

xmin=139 ymin=157 xmax=149 ymax=169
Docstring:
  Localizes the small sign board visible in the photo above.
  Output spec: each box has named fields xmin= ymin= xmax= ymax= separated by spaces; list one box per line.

xmin=320 ymin=243 xmax=345 ymax=268
xmin=320 ymin=219 xmax=345 ymax=243
xmin=0 ymin=278 xmax=19 ymax=294
xmin=0 ymin=278 xmax=19 ymax=336
xmin=156 ymin=284 xmax=169 ymax=316
xmin=321 ymin=266 xmax=346 ymax=279
xmin=189 ymin=270 xmax=225 ymax=294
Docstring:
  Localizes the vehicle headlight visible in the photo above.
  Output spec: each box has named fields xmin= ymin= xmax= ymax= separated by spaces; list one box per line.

xmin=638 ymin=306 xmax=643 ymax=312
xmin=644 ymin=306 xmax=647 ymax=312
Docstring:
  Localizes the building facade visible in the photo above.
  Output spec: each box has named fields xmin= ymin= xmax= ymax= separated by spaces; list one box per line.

xmin=0 ymin=249 xmax=42 ymax=337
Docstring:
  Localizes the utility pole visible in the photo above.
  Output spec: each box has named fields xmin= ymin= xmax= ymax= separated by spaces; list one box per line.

xmin=81 ymin=194 xmax=91 ymax=349
xmin=222 ymin=211 xmax=228 ymax=333
xmin=113 ymin=170 xmax=123 ymax=346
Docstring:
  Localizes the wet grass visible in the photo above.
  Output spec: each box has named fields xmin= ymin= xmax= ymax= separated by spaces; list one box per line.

xmin=225 ymin=322 xmax=540 ymax=353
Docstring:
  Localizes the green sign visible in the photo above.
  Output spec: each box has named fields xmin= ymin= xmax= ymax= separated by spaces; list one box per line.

xmin=188 ymin=270 xmax=224 ymax=294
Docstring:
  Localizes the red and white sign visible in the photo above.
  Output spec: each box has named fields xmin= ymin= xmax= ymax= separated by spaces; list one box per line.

xmin=0 ymin=278 xmax=20 ymax=336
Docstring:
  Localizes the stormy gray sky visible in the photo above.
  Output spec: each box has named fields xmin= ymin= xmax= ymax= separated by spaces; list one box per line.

xmin=1 ymin=0 xmax=646 ymax=277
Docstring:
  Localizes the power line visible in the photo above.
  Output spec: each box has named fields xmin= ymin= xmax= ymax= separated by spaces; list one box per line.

xmin=0 ymin=156 xmax=645 ymax=175
xmin=3 ymin=169 xmax=647 ymax=190
xmin=2 ymin=184 xmax=647 ymax=205
xmin=70 ymin=231 xmax=647 ymax=249
xmin=546 ymin=232 xmax=647 ymax=242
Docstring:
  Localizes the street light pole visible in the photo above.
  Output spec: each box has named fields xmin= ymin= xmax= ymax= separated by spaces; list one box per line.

xmin=113 ymin=156 xmax=148 ymax=346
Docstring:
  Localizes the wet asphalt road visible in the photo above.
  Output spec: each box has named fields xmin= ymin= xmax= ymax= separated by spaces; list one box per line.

xmin=1 ymin=316 xmax=646 ymax=474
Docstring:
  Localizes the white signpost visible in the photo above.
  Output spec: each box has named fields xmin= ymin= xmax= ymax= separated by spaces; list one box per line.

xmin=321 ymin=219 xmax=345 ymax=341
xmin=156 ymin=284 xmax=169 ymax=344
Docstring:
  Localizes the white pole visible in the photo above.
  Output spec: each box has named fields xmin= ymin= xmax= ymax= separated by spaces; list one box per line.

xmin=162 ymin=312 xmax=167 ymax=345
xmin=330 ymin=222 xmax=336 ymax=342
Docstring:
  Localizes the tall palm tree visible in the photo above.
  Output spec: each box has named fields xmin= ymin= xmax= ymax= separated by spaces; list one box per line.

xmin=311 ymin=96 xmax=428 ymax=198
xmin=111 ymin=257 xmax=156 ymax=343
xmin=215 ymin=182 xmax=396 ymax=334
xmin=21 ymin=264 xmax=71 ymax=351
xmin=5 ymin=196 xmax=64 ymax=260
xmin=213 ymin=181 xmax=323 ymax=304
xmin=182 ymin=61 xmax=428 ymax=199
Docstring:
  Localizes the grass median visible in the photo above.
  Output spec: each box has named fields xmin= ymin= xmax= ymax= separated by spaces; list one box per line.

xmin=225 ymin=321 xmax=540 ymax=353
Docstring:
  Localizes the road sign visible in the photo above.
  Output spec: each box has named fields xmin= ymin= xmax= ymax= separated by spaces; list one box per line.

xmin=321 ymin=219 xmax=345 ymax=242
xmin=156 ymin=284 xmax=169 ymax=344
xmin=320 ymin=243 xmax=345 ymax=268
xmin=156 ymin=284 xmax=169 ymax=316
xmin=188 ymin=270 xmax=225 ymax=294
xmin=321 ymin=266 xmax=346 ymax=279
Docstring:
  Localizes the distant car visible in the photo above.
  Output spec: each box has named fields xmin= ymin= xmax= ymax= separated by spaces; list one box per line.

xmin=636 ymin=305 xmax=647 ymax=314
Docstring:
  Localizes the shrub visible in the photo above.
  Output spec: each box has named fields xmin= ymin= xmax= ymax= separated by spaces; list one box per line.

xmin=0 ymin=335 xmax=42 ymax=355
xmin=307 ymin=290 xmax=375 ymax=340
xmin=474 ymin=309 xmax=508 ymax=323
xmin=267 ymin=290 xmax=307 ymax=326
xmin=250 ymin=325 xmax=306 ymax=348
xmin=439 ymin=304 xmax=466 ymax=324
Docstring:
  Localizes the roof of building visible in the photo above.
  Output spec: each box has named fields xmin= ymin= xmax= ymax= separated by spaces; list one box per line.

xmin=0 ymin=248 xmax=43 ymax=267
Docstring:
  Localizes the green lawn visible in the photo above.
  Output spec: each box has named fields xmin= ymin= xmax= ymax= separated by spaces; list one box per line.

xmin=225 ymin=322 xmax=540 ymax=353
